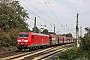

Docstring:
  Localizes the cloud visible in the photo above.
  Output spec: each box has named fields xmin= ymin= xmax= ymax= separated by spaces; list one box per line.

xmin=37 ymin=0 xmax=47 ymax=3
xmin=67 ymin=0 xmax=82 ymax=4
xmin=67 ymin=0 xmax=90 ymax=13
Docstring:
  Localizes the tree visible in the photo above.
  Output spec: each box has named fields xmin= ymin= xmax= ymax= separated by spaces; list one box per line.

xmin=0 ymin=1 xmax=30 ymax=49
xmin=42 ymin=29 xmax=56 ymax=35
xmin=58 ymin=27 xmax=90 ymax=60
xmin=66 ymin=33 xmax=73 ymax=37
xmin=32 ymin=26 xmax=40 ymax=33
xmin=85 ymin=27 xmax=90 ymax=34
xmin=61 ymin=33 xmax=72 ymax=37
xmin=0 ymin=1 xmax=30 ymax=32
xmin=81 ymin=35 xmax=90 ymax=51
xmin=80 ymin=27 xmax=90 ymax=51
xmin=48 ymin=32 xmax=56 ymax=34
xmin=42 ymin=29 xmax=48 ymax=34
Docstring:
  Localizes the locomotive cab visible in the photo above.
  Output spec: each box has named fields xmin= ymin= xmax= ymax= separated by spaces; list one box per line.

xmin=17 ymin=32 xmax=31 ymax=50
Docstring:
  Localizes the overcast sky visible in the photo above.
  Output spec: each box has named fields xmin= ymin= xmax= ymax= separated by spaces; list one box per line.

xmin=18 ymin=0 xmax=90 ymax=37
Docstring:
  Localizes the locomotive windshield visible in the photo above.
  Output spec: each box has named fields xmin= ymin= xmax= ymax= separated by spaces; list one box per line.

xmin=19 ymin=34 xmax=29 ymax=38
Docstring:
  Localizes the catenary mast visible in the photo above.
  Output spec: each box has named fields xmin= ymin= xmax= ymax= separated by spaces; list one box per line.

xmin=76 ymin=13 xmax=79 ymax=47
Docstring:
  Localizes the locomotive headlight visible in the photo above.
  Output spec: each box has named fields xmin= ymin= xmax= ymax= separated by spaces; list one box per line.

xmin=24 ymin=40 xmax=28 ymax=42
xmin=17 ymin=40 xmax=21 ymax=42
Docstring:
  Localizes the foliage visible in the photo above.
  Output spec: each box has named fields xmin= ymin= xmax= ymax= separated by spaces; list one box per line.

xmin=0 ymin=1 xmax=30 ymax=32
xmin=80 ymin=34 xmax=90 ymax=51
xmin=0 ymin=30 xmax=11 ymax=47
xmin=85 ymin=27 xmax=90 ymax=34
xmin=66 ymin=33 xmax=73 ymax=37
xmin=8 ymin=28 xmax=20 ymax=46
xmin=0 ymin=1 xmax=30 ymax=52
xmin=32 ymin=26 xmax=56 ymax=34
xmin=41 ymin=29 xmax=56 ymax=34
xmin=42 ymin=29 xmax=48 ymax=34
xmin=80 ymin=27 xmax=90 ymax=51
xmin=57 ymin=27 xmax=90 ymax=60
xmin=60 ymin=33 xmax=73 ymax=37
xmin=48 ymin=32 xmax=56 ymax=34
xmin=57 ymin=47 xmax=90 ymax=60
xmin=57 ymin=47 xmax=79 ymax=60
xmin=32 ymin=26 xmax=40 ymax=33
xmin=0 ymin=28 xmax=20 ymax=47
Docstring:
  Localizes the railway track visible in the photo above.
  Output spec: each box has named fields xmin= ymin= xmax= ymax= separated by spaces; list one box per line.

xmin=0 ymin=43 xmax=74 ymax=60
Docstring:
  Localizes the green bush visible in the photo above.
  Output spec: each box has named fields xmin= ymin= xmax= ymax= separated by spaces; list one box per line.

xmin=57 ymin=47 xmax=79 ymax=60
xmin=0 ymin=30 xmax=11 ymax=47
xmin=0 ymin=28 xmax=20 ymax=47
xmin=8 ymin=28 xmax=20 ymax=46
xmin=57 ymin=34 xmax=90 ymax=60
xmin=80 ymin=35 xmax=90 ymax=51
xmin=57 ymin=47 xmax=90 ymax=60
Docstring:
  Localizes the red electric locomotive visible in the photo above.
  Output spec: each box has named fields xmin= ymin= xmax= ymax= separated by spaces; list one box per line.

xmin=17 ymin=32 xmax=50 ymax=50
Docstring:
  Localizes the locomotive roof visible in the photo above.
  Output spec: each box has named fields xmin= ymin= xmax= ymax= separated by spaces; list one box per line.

xmin=19 ymin=32 xmax=49 ymax=36
xmin=34 ymin=33 xmax=49 ymax=36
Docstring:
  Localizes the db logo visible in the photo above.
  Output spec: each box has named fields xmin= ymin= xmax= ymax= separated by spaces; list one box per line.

xmin=22 ymin=39 xmax=24 ymax=42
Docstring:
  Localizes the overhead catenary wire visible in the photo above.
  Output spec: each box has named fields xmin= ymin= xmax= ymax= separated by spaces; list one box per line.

xmin=45 ymin=0 xmax=76 ymax=35
xmin=21 ymin=0 xmax=64 ymax=30
xmin=19 ymin=0 xmax=74 ymax=34
xmin=19 ymin=1 xmax=58 ymax=30
xmin=19 ymin=1 xmax=63 ymax=29
xmin=22 ymin=0 xmax=56 ymax=22
xmin=42 ymin=0 xmax=55 ymax=19
xmin=43 ymin=0 xmax=64 ymax=27
xmin=43 ymin=0 xmax=68 ymax=34
xmin=19 ymin=2 xmax=45 ymax=26
xmin=20 ymin=2 xmax=52 ymax=24
xmin=43 ymin=0 xmax=70 ymax=34
xmin=21 ymin=0 xmax=62 ymax=31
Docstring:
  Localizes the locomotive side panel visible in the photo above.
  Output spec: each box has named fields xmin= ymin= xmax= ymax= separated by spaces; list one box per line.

xmin=32 ymin=35 xmax=50 ymax=46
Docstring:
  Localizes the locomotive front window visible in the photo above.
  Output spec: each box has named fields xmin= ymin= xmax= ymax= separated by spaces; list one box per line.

xmin=19 ymin=34 xmax=29 ymax=38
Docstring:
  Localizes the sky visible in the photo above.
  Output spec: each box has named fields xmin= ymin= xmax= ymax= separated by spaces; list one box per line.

xmin=18 ymin=0 xmax=90 ymax=37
